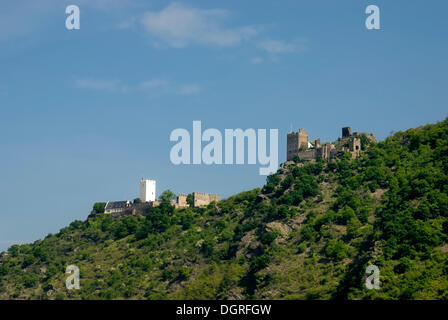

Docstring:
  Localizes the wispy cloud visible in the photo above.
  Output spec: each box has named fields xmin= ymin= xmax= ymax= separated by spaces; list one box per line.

xmin=139 ymin=79 xmax=170 ymax=90
xmin=0 ymin=0 xmax=138 ymax=41
xmin=178 ymin=84 xmax=201 ymax=95
xmin=258 ymin=38 xmax=308 ymax=54
xmin=140 ymin=2 xmax=261 ymax=48
xmin=2 ymin=1 xmax=309 ymax=63
xmin=139 ymin=80 xmax=201 ymax=95
xmin=140 ymin=80 xmax=201 ymax=96
xmin=74 ymin=77 xmax=202 ymax=96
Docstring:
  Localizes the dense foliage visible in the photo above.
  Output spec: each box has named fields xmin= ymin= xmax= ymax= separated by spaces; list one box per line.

xmin=1 ymin=118 xmax=447 ymax=300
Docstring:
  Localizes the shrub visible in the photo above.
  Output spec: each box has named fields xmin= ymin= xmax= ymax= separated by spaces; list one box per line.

xmin=261 ymin=230 xmax=279 ymax=245
xmin=23 ymin=274 xmax=39 ymax=288
xmin=250 ymin=254 xmax=271 ymax=272
xmin=93 ymin=202 xmax=106 ymax=214
xmin=177 ymin=267 xmax=191 ymax=281
xmin=324 ymin=239 xmax=350 ymax=260
xmin=297 ymin=242 xmax=307 ymax=253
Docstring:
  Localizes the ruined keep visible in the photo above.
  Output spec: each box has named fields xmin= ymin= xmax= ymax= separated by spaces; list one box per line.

xmin=286 ymin=126 xmax=375 ymax=162
xmin=342 ymin=127 xmax=352 ymax=138
xmin=348 ymin=136 xmax=361 ymax=158
xmin=287 ymin=128 xmax=310 ymax=161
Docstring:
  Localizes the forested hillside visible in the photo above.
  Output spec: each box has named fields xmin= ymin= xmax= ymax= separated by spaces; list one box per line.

xmin=1 ymin=118 xmax=447 ymax=300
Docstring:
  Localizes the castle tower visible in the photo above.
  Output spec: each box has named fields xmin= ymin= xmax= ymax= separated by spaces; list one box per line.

xmin=140 ymin=178 xmax=156 ymax=202
xmin=342 ymin=127 xmax=352 ymax=138
xmin=287 ymin=128 xmax=309 ymax=161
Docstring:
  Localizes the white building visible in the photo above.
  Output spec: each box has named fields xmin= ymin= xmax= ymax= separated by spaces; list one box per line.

xmin=140 ymin=178 xmax=156 ymax=202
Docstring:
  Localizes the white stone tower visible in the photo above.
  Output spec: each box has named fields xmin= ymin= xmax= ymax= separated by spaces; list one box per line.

xmin=140 ymin=178 xmax=156 ymax=202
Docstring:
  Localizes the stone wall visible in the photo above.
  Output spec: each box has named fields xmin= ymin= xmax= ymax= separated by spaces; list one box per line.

xmin=316 ymin=143 xmax=334 ymax=160
xmin=297 ymin=149 xmax=316 ymax=161
xmin=353 ymin=132 xmax=377 ymax=143
xmin=349 ymin=137 xmax=361 ymax=158
xmin=111 ymin=201 xmax=160 ymax=217
xmin=193 ymin=192 xmax=220 ymax=207
xmin=120 ymin=202 xmax=158 ymax=216
xmin=177 ymin=194 xmax=189 ymax=208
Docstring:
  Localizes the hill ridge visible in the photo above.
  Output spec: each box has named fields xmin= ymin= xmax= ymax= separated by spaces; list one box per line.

xmin=1 ymin=117 xmax=447 ymax=300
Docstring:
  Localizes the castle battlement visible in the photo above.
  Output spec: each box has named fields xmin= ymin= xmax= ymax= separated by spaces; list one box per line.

xmin=192 ymin=192 xmax=220 ymax=207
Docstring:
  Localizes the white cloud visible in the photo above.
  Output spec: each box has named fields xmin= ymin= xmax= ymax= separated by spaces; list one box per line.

xmin=258 ymin=38 xmax=308 ymax=54
xmin=178 ymin=84 xmax=201 ymax=95
xmin=140 ymin=3 xmax=261 ymax=48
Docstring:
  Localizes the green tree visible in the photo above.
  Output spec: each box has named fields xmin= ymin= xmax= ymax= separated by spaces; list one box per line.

xmin=159 ymin=190 xmax=176 ymax=202
xmin=93 ymin=202 xmax=106 ymax=213
xmin=186 ymin=194 xmax=194 ymax=207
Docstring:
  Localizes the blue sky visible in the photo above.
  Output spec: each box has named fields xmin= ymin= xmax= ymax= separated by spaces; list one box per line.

xmin=0 ymin=0 xmax=447 ymax=252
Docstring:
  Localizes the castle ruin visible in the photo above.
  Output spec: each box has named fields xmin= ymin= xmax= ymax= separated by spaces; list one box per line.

xmin=174 ymin=192 xmax=220 ymax=208
xmin=176 ymin=194 xmax=189 ymax=208
xmin=286 ymin=127 xmax=376 ymax=162
xmin=192 ymin=192 xmax=220 ymax=207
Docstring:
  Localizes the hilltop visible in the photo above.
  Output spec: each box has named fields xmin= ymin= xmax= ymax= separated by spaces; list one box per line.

xmin=1 ymin=118 xmax=447 ymax=300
